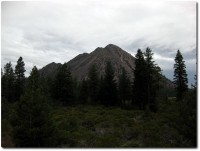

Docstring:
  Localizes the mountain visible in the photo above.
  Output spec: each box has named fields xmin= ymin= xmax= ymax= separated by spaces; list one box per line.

xmin=39 ymin=62 xmax=62 ymax=78
xmin=67 ymin=44 xmax=135 ymax=80
xmin=39 ymin=44 xmax=175 ymax=89
xmin=39 ymin=44 xmax=135 ymax=81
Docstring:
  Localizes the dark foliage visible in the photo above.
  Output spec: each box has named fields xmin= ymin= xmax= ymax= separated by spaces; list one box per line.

xmin=14 ymin=57 xmax=26 ymax=101
xmin=132 ymin=48 xmax=161 ymax=112
xmin=173 ymin=50 xmax=188 ymax=101
xmin=11 ymin=66 xmax=58 ymax=147
xmin=88 ymin=64 xmax=99 ymax=104
xmin=144 ymin=48 xmax=161 ymax=112
xmin=1 ymin=50 xmax=196 ymax=148
xmin=177 ymin=75 xmax=197 ymax=146
xmin=99 ymin=61 xmax=118 ymax=106
xmin=118 ymin=67 xmax=132 ymax=107
xmin=79 ymin=79 xmax=89 ymax=104
xmin=132 ymin=49 xmax=147 ymax=110
xmin=2 ymin=62 xmax=15 ymax=102
xmin=52 ymin=63 xmax=74 ymax=105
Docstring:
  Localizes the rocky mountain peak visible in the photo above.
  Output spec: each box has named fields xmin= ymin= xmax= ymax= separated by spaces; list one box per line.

xmin=66 ymin=44 xmax=135 ymax=81
xmin=105 ymin=44 xmax=121 ymax=50
xmin=39 ymin=44 xmax=135 ymax=81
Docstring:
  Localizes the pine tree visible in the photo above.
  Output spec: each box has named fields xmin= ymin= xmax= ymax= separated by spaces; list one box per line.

xmin=101 ymin=61 xmax=118 ymax=106
xmin=53 ymin=63 xmax=74 ymax=105
xmin=14 ymin=56 xmax=26 ymax=100
xmin=144 ymin=47 xmax=161 ymax=112
xmin=88 ymin=64 xmax=99 ymax=104
xmin=132 ymin=49 xmax=147 ymax=110
xmin=12 ymin=66 xmax=58 ymax=147
xmin=173 ymin=50 xmax=188 ymax=101
xmin=27 ymin=66 xmax=40 ymax=91
xmin=119 ymin=67 xmax=131 ymax=107
xmin=132 ymin=48 xmax=161 ymax=112
xmin=2 ymin=62 xmax=15 ymax=102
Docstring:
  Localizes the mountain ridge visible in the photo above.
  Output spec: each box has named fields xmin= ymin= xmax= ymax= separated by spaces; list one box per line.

xmin=39 ymin=44 xmax=136 ymax=81
xmin=39 ymin=44 xmax=174 ymax=89
xmin=66 ymin=44 xmax=135 ymax=80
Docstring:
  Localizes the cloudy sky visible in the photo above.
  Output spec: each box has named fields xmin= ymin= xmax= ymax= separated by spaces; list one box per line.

xmin=2 ymin=0 xmax=196 ymax=85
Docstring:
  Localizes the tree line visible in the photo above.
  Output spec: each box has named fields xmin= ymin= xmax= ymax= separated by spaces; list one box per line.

xmin=1 ymin=48 xmax=196 ymax=147
xmin=1 ymin=48 xmax=189 ymax=109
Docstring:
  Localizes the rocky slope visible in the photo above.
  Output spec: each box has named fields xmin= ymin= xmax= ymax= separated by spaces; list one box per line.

xmin=39 ymin=44 xmax=136 ymax=81
xmin=39 ymin=44 xmax=175 ymax=89
xmin=67 ymin=44 xmax=135 ymax=80
xmin=39 ymin=62 xmax=62 ymax=78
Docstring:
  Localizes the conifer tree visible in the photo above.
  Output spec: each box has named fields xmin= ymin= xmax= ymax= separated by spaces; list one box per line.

xmin=119 ymin=67 xmax=131 ymax=107
xmin=53 ymin=63 xmax=74 ymax=105
xmin=88 ymin=64 xmax=99 ymax=103
xmin=2 ymin=62 xmax=15 ymax=102
xmin=12 ymin=66 xmax=58 ymax=147
xmin=132 ymin=49 xmax=147 ymax=110
xmin=133 ymin=48 xmax=161 ymax=112
xmin=27 ymin=66 xmax=39 ymax=91
xmin=101 ymin=61 xmax=118 ymax=106
xmin=145 ymin=47 xmax=161 ymax=112
xmin=173 ymin=50 xmax=188 ymax=101
xmin=14 ymin=56 xmax=26 ymax=100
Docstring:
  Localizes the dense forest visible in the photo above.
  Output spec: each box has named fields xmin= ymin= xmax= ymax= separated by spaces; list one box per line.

xmin=1 ymin=48 xmax=197 ymax=147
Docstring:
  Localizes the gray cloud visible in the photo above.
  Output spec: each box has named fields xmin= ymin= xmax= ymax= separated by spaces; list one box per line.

xmin=1 ymin=0 xmax=196 ymax=83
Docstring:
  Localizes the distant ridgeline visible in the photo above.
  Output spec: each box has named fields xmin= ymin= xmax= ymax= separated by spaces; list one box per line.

xmin=39 ymin=44 xmax=174 ymax=89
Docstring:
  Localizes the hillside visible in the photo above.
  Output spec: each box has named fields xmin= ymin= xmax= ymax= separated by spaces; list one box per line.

xmin=39 ymin=44 xmax=174 ymax=89
xmin=39 ymin=44 xmax=135 ymax=81
xmin=39 ymin=62 xmax=62 ymax=78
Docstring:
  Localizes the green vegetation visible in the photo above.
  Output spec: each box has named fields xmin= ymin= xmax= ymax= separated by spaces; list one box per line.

xmin=173 ymin=50 xmax=188 ymax=101
xmin=52 ymin=63 xmax=74 ymax=105
xmin=1 ymin=49 xmax=196 ymax=148
xmin=99 ymin=61 xmax=118 ymax=106
xmin=2 ymin=100 xmax=196 ymax=147
xmin=14 ymin=56 xmax=26 ymax=101
xmin=133 ymin=48 xmax=161 ymax=112
xmin=119 ymin=67 xmax=132 ymax=107
xmin=11 ymin=66 xmax=58 ymax=147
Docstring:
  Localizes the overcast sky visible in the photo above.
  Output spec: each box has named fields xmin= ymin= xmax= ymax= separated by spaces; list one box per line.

xmin=1 ymin=0 xmax=196 ymax=85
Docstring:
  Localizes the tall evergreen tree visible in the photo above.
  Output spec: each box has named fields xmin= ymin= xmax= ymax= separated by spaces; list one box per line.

xmin=119 ymin=67 xmax=131 ymax=107
xmin=2 ymin=62 xmax=15 ymax=102
xmin=14 ymin=56 xmax=26 ymax=100
xmin=101 ymin=61 xmax=118 ymax=106
xmin=144 ymin=47 xmax=161 ymax=112
xmin=173 ymin=50 xmax=188 ymax=101
xmin=27 ymin=66 xmax=40 ymax=91
xmin=132 ymin=49 xmax=147 ymax=110
xmin=12 ymin=66 xmax=58 ymax=147
xmin=88 ymin=64 xmax=99 ymax=104
xmin=132 ymin=48 xmax=161 ymax=112
xmin=53 ymin=63 xmax=74 ymax=105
